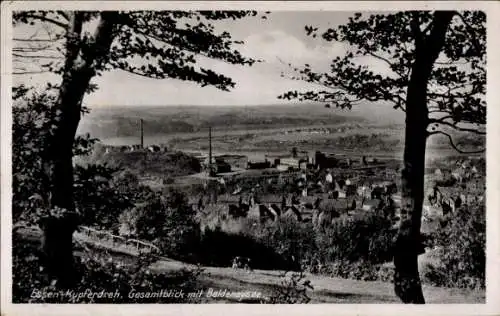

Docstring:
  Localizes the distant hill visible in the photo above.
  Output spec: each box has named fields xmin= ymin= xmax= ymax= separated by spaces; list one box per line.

xmin=77 ymin=103 xmax=372 ymax=140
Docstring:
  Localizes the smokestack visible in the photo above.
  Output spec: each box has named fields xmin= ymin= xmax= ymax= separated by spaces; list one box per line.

xmin=209 ymin=126 xmax=212 ymax=169
xmin=140 ymin=118 xmax=144 ymax=148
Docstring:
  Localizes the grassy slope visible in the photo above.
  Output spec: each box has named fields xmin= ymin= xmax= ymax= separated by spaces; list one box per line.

xmin=153 ymin=258 xmax=485 ymax=304
xmin=16 ymin=224 xmax=485 ymax=304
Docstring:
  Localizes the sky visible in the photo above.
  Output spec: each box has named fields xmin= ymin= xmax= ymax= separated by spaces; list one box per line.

xmin=13 ymin=11 xmax=393 ymax=108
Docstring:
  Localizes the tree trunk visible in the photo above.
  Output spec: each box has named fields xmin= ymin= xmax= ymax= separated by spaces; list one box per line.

xmin=394 ymin=65 xmax=428 ymax=303
xmin=394 ymin=11 xmax=455 ymax=304
xmin=41 ymin=12 xmax=117 ymax=288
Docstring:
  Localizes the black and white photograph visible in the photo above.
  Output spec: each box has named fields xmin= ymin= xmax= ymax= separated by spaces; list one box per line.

xmin=1 ymin=1 xmax=499 ymax=314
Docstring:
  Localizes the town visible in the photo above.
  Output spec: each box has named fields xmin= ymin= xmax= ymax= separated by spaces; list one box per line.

xmin=98 ymin=126 xmax=485 ymax=234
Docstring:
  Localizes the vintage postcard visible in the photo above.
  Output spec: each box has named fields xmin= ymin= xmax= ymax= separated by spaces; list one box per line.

xmin=1 ymin=1 xmax=499 ymax=315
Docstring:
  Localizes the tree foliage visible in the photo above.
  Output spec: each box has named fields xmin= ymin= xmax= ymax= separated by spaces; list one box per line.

xmin=131 ymin=190 xmax=201 ymax=261
xmin=424 ymin=203 xmax=485 ymax=289
xmin=12 ymin=85 xmax=135 ymax=229
xmin=279 ymin=11 xmax=485 ymax=152
xmin=13 ymin=10 xmax=264 ymax=90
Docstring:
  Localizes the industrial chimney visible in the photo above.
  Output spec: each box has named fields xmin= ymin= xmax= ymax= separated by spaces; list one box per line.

xmin=140 ymin=118 xmax=144 ymax=149
xmin=208 ymin=126 xmax=213 ymax=175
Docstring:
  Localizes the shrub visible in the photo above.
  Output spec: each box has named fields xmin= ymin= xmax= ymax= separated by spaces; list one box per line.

xmin=12 ymin=234 xmax=201 ymax=303
xmin=196 ymin=211 xmax=396 ymax=281
xmin=423 ymin=203 xmax=485 ymax=289
xmin=316 ymin=213 xmax=395 ymax=265
xmin=324 ymin=259 xmax=380 ymax=281
xmin=133 ymin=190 xmax=201 ymax=261
xmin=245 ymin=217 xmax=317 ymax=271
xmin=74 ymin=164 xmax=134 ymax=231
xmin=268 ymin=271 xmax=314 ymax=304
xmin=198 ymin=224 xmax=288 ymax=270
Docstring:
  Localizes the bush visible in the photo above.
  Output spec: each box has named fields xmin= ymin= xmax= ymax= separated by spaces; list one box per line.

xmin=132 ymin=190 xmax=201 ymax=261
xmin=268 ymin=271 xmax=314 ymax=304
xmin=246 ymin=217 xmax=317 ymax=271
xmin=74 ymin=164 xmax=134 ymax=231
xmin=324 ymin=259 xmax=380 ymax=281
xmin=316 ymin=213 xmax=395 ymax=265
xmin=13 ymin=234 xmax=201 ymax=303
xmin=423 ymin=203 xmax=485 ymax=289
xmin=198 ymin=224 xmax=289 ymax=270
xmin=195 ymin=211 xmax=396 ymax=281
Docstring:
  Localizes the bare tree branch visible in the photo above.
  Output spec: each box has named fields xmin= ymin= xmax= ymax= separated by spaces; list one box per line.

xmin=13 ymin=53 xmax=61 ymax=59
xmin=429 ymin=118 xmax=486 ymax=134
xmin=56 ymin=11 xmax=70 ymax=21
xmin=421 ymin=20 xmax=434 ymax=36
xmin=434 ymin=60 xmax=469 ymax=65
xmin=13 ymin=45 xmax=54 ymax=52
xmin=14 ymin=37 xmax=63 ymax=42
xmin=12 ymin=70 xmax=51 ymax=75
xmin=21 ymin=13 xmax=69 ymax=29
xmin=366 ymin=51 xmax=408 ymax=79
xmin=428 ymin=130 xmax=485 ymax=154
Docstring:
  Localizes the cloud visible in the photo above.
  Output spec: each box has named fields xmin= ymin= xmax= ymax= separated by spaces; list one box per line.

xmin=84 ymin=61 xmax=322 ymax=107
xmin=83 ymin=30 xmax=338 ymax=107
xmin=12 ymin=28 xmax=356 ymax=108
xmin=239 ymin=30 xmax=349 ymax=67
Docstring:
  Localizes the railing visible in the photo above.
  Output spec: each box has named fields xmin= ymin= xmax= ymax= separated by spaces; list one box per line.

xmin=75 ymin=226 xmax=160 ymax=256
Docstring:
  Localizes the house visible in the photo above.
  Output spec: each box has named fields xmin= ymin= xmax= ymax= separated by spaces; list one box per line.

xmin=247 ymin=160 xmax=271 ymax=170
xmin=471 ymin=165 xmax=478 ymax=174
xmin=325 ymin=172 xmax=333 ymax=184
xmin=215 ymin=159 xmax=232 ymax=173
xmin=280 ymin=156 xmax=308 ymax=170
xmin=282 ymin=205 xmax=303 ymax=221
xmin=299 ymin=161 xmax=308 ymax=170
xmin=217 ymin=154 xmax=248 ymax=169
xmin=423 ymin=203 xmax=441 ymax=219
xmin=434 ymin=168 xmax=443 ymax=177
xmin=361 ymin=199 xmax=383 ymax=212
xmin=276 ymin=164 xmax=291 ymax=172
xmin=357 ymin=186 xmax=369 ymax=198
xmin=269 ymin=204 xmax=282 ymax=217
xmin=147 ymin=145 xmax=161 ymax=153
xmin=203 ymin=157 xmax=232 ymax=174
xmin=281 ymin=157 xmax=301 ymax=168
xmin=315 ymin=151 xmax=338 ymax=169
xmin=248 ymin=204 xmax=276 ymax=222
xmin=451 ymin=168 xmax=466 ymax=183
xmin=318 ymin=197 xmax=356 ymax=214
xmin=316 ymin=210 xmax=334 ymax=228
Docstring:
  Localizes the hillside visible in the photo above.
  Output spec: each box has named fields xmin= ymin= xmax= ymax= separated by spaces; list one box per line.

xmin=77 ymin=145 xmax=202 ymax=179
xmin=77 ymin=104 xmax=368 ymax=140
